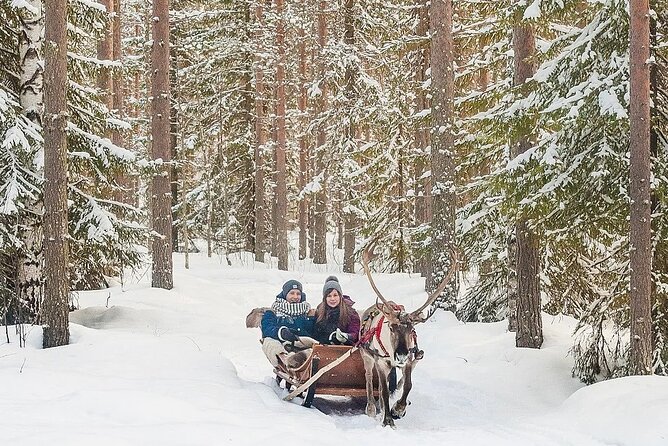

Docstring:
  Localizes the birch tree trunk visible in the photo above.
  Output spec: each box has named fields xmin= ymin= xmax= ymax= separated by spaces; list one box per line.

xmin=428 ymin=0 xmax=457 ymax=309
xmin=629 ymin=0 xmax=653 ymax=374
xmin=150 ymin=0 xmax=174 ymax=289
xmin=42 ymin=0 xmax=70 ymax=348
xmin=275 ymin=0 xmax=289 ymax=270
xmin=513 ymin=18 xmax=542 ymax=348
xmin=312 ymin=0 xmax=328 ymax=265
xmin=19 ymin=0 xmax=44 ymax=125
xmin=17 ymin=0 xmax=44 ymax=321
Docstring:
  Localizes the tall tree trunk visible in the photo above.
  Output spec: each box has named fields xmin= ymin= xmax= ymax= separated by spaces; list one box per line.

xmin=428 ymin=0 xmax=457 ymax=309
xmin=513 ymin=17 xmax=542 ymax=348
xmin=112 ymin=0 xmax=130 ymax=204
xmin=181 ymin=124 xmax=190 ymax=269
xmin=397 ymin=145 xmax=406 ymax=273
xmin=308 ymin=149 xmax=316 ymax=256
xmin=275 ymin=0 xmax=289 ymax=270
xmin=629 ymin=0 xmax=653 ymax=374
xmin=507 ymin=230 xmax=518 ymax=332
xmin=151 ymin=0 xmax=173 ymax=289
xmin=169 ymin=45 xmax=179 ymax=252
xmin=240 ymin=1 xmax=256 ymax=253
xmin=131 ymin=20 xmax=142 ymax=207
xmin=42 ymin=0 xmax=70 ymax=348
xmin=414 ymin=0 xmax=430 ymax=279
xmin=336 ymin=195 xmax=343 ymax=250
xmin=342 ymin=0 xmax=356 ymax=273
xmin=297 ymin=0 xmax=309 ymax=261
xmin=271 ymin=140 xmax=278 ymax=257
xmin=17 ymin=0 xmax=44 ymax=322
xmin=204 ymin=141 xmax=213 ymax=258
xmin=97 ymin=0 xmax=113 ymax=115
xmin=478 ymin=39 xmax=493 ymax=280
xmin=253 ymin=1 xmax=266 ymax=263
xmin=313 ymin=0 xmax=328 ymax=265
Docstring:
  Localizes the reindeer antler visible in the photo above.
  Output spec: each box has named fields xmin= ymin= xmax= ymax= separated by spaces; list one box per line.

xmin=362 ymin=241 xmax=400 ymax=324
xmin=410 ymin=248 xmax=459 ymax=321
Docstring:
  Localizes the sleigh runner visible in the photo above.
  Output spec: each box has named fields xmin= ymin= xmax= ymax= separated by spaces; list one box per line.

xmin=274 ymin=344 xmax=396 ymax=407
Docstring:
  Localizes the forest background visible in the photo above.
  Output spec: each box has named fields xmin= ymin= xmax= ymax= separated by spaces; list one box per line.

xmin=0 ymin=0 xmax=666 ymax=385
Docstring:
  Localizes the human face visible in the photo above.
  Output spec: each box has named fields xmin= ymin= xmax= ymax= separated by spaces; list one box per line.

xmin=286 ymin=289 xmax=302 ymax=303
xmin=325 ymin=289 xmax=341 ymax=308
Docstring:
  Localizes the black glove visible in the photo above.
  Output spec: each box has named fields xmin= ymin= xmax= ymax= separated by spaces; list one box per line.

xmin=279 ymin=326 xmax=298 ymax=343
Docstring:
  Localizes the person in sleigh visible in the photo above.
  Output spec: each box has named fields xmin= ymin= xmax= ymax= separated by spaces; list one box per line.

xmin=312 ymin=276 xmax=360 ymax=346
xmin=260 ymin=279 xmax=317 ymax=370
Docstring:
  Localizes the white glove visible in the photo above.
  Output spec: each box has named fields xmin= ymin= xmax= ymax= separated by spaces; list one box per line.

xmin=335 ymin=328 xmax=349 ymax=344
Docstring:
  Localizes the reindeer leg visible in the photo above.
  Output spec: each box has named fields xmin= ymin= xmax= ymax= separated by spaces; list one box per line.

xmin=391 ymin=361 xmax=414 ymax=419
xmin=378 ymin=361 xmax=395 ymax=427
xmin=361 ymin=352 xmax=377 ymax=418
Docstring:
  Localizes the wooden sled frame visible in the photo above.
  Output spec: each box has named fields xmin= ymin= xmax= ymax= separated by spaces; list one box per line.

xmin=275 ymin=344 xmax=396 ymax=407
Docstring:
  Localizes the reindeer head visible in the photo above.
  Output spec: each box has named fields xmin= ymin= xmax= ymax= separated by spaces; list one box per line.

xmin=384 ymin=309 xmax=418 ymax=366
xmin=361 ymin=242 xmax=458 ymax=366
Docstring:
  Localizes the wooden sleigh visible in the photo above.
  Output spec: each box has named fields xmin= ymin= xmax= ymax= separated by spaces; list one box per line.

xmin=245 ymin=307 xmax=395 ymax=407
xmin=275 ymin=344 xmax=396 ymax=407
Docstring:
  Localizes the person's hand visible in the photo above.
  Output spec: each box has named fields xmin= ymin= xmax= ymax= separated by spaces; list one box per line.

xmin=279 ymin=326 xmax=298 ymax=342
xmin=335 ymin=328 xmax=349 ymax=344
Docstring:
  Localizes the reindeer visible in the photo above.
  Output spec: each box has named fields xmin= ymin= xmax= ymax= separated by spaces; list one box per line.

xmin=358 ymin=244 xmax=457 ymax=427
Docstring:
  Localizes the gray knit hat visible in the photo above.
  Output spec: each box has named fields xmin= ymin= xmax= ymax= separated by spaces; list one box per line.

xmin=323 ymin=275 xmax=343 ymax=298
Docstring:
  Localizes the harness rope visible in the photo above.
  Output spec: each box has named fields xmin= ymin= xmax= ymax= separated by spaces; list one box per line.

xmin=356 ymin=304 xmax=419 ymax=358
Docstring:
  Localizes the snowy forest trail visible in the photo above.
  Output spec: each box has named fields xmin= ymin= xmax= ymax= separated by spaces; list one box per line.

xmin=2 ymin=253 xmax=664 ymax=445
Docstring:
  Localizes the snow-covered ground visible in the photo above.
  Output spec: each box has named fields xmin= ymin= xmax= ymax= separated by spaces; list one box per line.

xmin=2 ymin=249 xmax=667 ymax=445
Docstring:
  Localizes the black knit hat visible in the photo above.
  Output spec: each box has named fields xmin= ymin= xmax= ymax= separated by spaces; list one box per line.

xmin=322 ymin=275 xmax=343 ymax=298
xmin=280 ymin=279 xmax=305 ymax=302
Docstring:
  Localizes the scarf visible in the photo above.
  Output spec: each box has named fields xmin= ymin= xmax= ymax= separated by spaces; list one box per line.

xmin=271 ymin=298 xmax=311 ymax=318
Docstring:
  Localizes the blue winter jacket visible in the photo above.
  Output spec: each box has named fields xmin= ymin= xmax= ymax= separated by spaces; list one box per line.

xmin=261 ymin=310 xmax=315 ymax=340
xmin=261 ymin=288 xmax=315 ymax=340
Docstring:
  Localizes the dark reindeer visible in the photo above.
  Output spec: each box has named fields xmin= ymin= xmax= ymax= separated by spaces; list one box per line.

xmin=358 ymin=244 xmax=457 ymax=427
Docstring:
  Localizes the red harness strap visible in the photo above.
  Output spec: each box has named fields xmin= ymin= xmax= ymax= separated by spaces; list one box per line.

xmin=357 ymin=314 xmax=391 ymax=357
xmin=358 ymin=313 xmax=420 ymax=359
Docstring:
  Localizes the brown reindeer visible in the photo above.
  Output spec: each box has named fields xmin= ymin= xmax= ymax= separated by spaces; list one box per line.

xmin=358 ymin=244 xmax=457 ymax=427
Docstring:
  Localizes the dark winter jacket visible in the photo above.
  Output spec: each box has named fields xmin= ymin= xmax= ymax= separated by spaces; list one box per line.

xmin=312 ymin=296 xmax=360 ymax=345
xmin=261 ymin=290 xmax=315 ymax=340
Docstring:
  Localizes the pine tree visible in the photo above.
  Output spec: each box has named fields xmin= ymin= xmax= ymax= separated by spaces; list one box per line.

xmin=42 ymin=0 xmax=70 ymax=348
xmin=428 ymin=0 xmax=458 ymax=310
xmin=274 ymin=0 xmax=289 ymax=270
xmin=150 ymin=0 xmax=174 ymax=289
xmin=512 ymin=6 xmax=543 ymax=349
xmin=628 ymin=0 xmax=653 ymax=374
xmin=312 ymin=0 xmax=328 ymax=265
xmin=254 ymin=0 xmax=268 ymax=262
